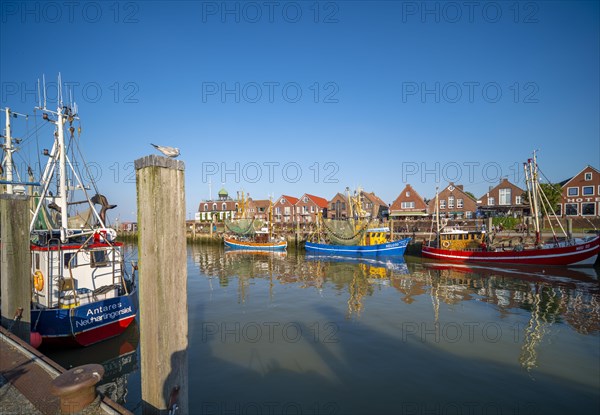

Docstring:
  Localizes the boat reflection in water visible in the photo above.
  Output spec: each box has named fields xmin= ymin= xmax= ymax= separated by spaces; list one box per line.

xmin=43 ymin=320 xmax=140 ymax=407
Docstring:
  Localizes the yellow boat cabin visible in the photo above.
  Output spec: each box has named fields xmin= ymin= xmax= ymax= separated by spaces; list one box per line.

xmin=438 ymin=229 xmax=486 ymax=250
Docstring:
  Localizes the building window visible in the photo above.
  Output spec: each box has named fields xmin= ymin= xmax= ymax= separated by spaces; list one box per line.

xmin=515 ymin=195 xmax=522 ymax=205
xmin=401 ymin=202 xmax=415 ymax=209
xmin=488 ymin=197 xmax=495 ymax=206
xmin=583 ymin=186 xmax=594 ymax=196
xmin=275 ymin=207 xmax=281 ymax=215
xmin=222 ymin=203 xmax=227 ymax=211
xmin=284 ymin=207 xmax=290 ymax=215
xmin=448 ymin=196 xmax=454 ymax=209
xmin=499 ymin=188 xmax=511 ymax=205
xmin=567 ymin=187 xmax=578 ymax=196
xmin=204 ymin=204 xmax=208 ymax=211
xmin=582 ymin=203 xmax=595 ymax=216
xmin=585 ymin=172 xmax=592 ymax=181
xmin=303 ymin=197 xmax=308 ymax=202
xmin=457 ymin=199 xmax=463 ymax=208
xmin=565 ymin=203 xmax=578 ymax=216
xmin=311 ymin=206 xmax=314 ymax=213
xmin=281 ymin=199 xmax=286 ymax=204
xmin=406 ymin=191 xmax=410 ymax=197
xmin=465 ymin=211 xmax=472 ymax=219
xmin=440 ymin=200 xmax=446 ymax=209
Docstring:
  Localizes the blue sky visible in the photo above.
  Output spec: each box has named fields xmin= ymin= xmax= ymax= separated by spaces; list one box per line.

xmin=1 ymin=1 xmax=599 ymax=221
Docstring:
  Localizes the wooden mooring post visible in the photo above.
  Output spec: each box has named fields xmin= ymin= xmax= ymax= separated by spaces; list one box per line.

xmin=135 ymin=155 xmax=188 ymax=415
xmin=0 ymin=194 xmax=31 ymax=343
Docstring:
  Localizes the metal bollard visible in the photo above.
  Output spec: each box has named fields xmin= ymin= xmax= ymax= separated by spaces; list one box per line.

xmin=50 ymin=364 xmax=105 ymax=414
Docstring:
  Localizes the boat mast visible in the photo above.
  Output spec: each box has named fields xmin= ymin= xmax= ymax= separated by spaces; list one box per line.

xmin=4 ymin=108 xmax=13 ymax=194
xmin=528 ymin=152 xmax=541 ymax=245
xmin=435 ymin=188 xmax=440 ymax=248
xmin=57 ymin=101 xmax=69 ymax=242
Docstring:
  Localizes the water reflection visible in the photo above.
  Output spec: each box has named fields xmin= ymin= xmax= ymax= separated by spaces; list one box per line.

xmin=51 ymin=244 xmax=599 ymax=414
xmin=44 ymin=320 xmax=140 ymax=406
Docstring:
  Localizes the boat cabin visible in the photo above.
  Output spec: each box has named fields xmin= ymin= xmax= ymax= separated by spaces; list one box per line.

xmin=438 ymin=229 xmax=486 ymax=250
xmin=363 ymin=227 xmax=390 ymax=246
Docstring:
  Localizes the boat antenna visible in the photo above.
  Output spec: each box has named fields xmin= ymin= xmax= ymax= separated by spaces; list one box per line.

xmin=37 ymin=78 xmax=41 ymax=108
xmin=42 ymin=74 xmax=47 ymax=109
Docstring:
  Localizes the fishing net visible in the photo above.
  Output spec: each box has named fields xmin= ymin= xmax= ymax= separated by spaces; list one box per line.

xmin=224 ymin=218 xmax=263 ymax=235
xmin=321 ymin=218 xmax=372 ymax=245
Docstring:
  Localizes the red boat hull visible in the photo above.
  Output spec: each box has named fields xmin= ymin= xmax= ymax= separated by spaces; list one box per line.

xmin=422 ymin=236 xmax=600 ymax=266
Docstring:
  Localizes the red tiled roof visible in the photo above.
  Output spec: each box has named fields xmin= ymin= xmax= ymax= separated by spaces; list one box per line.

xmin=305 ymin=194 xmax=329 ymax=209
xmin=280 ymin=195 xmax=299 ymax=205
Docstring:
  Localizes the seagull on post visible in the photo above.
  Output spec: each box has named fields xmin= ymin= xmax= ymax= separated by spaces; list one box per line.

xmin=151 ymin=143 xmax=180 ymax=158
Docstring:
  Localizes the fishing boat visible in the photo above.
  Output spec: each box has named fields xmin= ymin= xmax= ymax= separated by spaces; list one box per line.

xmin=305 ymin=188 xmax=410 ymax=256
xmin=422 ymin=152 xmax=600 ymax=266
xmin=224 ymin=193 xmax=287 ymax=251
xmin=2 ymin=78 xmax=137 ymax=347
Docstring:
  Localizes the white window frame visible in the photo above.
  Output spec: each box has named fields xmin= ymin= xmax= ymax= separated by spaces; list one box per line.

xmin=457 ymin=199 xmax=463 ymax=208
xmin=565 ymin=203 xmax=578 ymax=216
xmin=567 ymin=187 xmax=579 ymax=197
xmin=499 ymin=188 xmax=511 ymax=205
xmin=515 ymin=196 xmax=522 ymax=205
xmin=581 ymin=203 xmax=595 ymax=216
xmin=448 ymin=196 xmax=454 ymax=209
xmin=440 ymin=200 xmax=446 ymax=209
xmin=488 ymin=197 xmax=495 ymax=206
xmin=585 ymin=172 xmax=592 ymax=181
xmin=582 ymin=186 xmax=594 ymax=196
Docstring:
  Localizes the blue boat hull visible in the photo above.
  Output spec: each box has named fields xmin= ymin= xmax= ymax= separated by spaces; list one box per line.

xmin=304 ymin=238 xmax=410 ymax=256
xmin=31 ymin=290 xmax=137 ymax=347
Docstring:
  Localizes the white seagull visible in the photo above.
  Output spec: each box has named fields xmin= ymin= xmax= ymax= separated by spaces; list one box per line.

xmin=151 ymin=143 xmax=180 ymax=158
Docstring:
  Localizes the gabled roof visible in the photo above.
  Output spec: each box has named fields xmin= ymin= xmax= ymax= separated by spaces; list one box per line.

xmin=277 ymin=195 xmax=299 ymax=205
xmin=304 ymin=194 xmax=329 ymax=209
xmin=251 ymin=199 xmax=271 ymax=209
xmin=363 ymin=191 xmax=387 ymax=207
xmin=560 ymin=165 xmax=600 ymax=188
xmin=329 ymin=192 xmax=346 ymax=202
xmin=390 ymin=184 xmax=427 ymax=211
xmin=477 ymin=178 xmax=524 ymax=201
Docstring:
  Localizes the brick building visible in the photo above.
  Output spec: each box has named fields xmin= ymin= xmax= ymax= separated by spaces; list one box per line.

xmin=273 ymin=195 xmax=299 ymax=223
xmin=196 ymin=188 xmax=240 ymax=222
xmin=559 ymin=165 xmax=600 ymax=217
xmin=328 ymin=193 xmax=348 ymax=219
xmin=432 ymin=183 xmax=478 ymax=219
xmin=389 ymin=184 xmax=428 ymax=218
xmin=295 ymin=194 xmax=328 ymax=223
xmin=477 ymin=178 xmax=527 ymax=217
xmin=361 ymin=191 xmax=389 ymax=220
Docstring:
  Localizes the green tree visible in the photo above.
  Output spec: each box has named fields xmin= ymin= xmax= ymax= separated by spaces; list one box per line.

xmin=465 ymin=191 xmax=476 ymax=200
xmin=522 ymin=183 xmax=562 ymax=217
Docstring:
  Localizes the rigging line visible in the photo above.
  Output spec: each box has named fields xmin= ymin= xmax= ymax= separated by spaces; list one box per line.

xmin=73 ymin=133 xmax=100 ymax=195
xmin=33 ymin=109 xmax=43 ymax=177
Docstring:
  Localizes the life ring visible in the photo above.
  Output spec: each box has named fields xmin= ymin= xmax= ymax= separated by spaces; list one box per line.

xmin=33 ymin=270 xmax=44 ymax=291
xmin=442 ymin=240 xmax=451 ymax=249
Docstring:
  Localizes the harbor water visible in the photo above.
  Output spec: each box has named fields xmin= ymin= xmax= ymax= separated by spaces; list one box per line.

xmin=46 ymin=244 xmax=600 ymax=414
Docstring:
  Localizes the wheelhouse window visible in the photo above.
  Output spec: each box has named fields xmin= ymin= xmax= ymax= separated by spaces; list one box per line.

xmin=567 ymin=187 xmax=578 ymax=197
xmin=64 ymin=252 xmax=77 ymax=268
xmin=565 ymin=203 xmax=578 ymax=216
xmin=91 ymin=250 xmax=109 ymax=268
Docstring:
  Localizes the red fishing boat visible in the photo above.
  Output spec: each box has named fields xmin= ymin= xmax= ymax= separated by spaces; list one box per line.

xmin=422 ymin=153 xmax=600 ymax=267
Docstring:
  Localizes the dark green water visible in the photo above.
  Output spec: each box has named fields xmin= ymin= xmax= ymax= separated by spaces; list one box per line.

xmin=47 ymin=244 xmax=600 ymax=414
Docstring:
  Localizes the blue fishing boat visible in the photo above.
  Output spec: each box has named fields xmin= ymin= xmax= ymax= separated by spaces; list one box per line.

xmin=305 ymin=227 xmax=410 ymax=256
